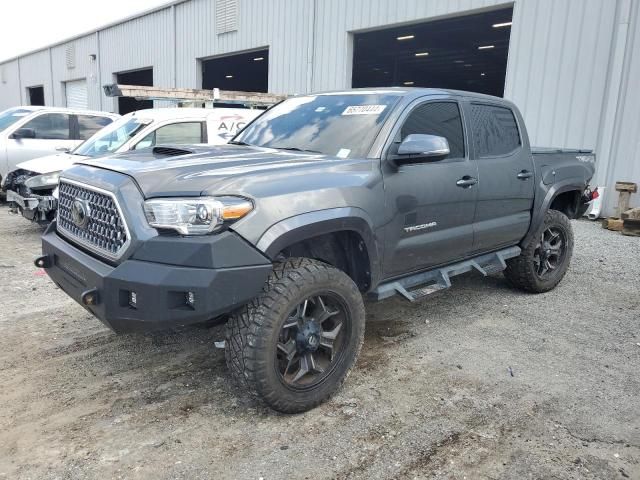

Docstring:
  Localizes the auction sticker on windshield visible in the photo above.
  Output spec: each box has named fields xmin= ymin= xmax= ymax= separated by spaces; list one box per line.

xmin=342 ymin=105 xmax=387 ymax=115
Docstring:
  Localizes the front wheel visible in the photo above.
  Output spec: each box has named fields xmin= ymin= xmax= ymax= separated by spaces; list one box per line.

xmin=225 ymin=258 xmax=365 ymax=413
xmin=504 ymin=209 xmax=574 ymax=293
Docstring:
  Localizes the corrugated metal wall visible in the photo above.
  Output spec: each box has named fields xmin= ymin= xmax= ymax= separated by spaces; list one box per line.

xmin=0 ymin=0 xmax=637 ymax=213
xmin=601 ymin=0 xmax=640 ymax=211
xmin=175 ymin=0 xmax=313 ymax=94
xmin=16 ymin=49 xmax=53 ymax=106
xmin=50 ymin=35 xmax=99 ymax=109
xmin=0 ymin=60 xmax=21 ymax=110
xmin=99 ymin=8 xmax=175 ymax=111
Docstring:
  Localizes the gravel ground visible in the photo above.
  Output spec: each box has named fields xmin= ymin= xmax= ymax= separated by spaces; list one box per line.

xmin=0 ymin=208 xmax=638 ymax=480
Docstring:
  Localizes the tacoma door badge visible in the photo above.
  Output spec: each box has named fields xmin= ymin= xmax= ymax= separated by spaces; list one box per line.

xmin=404 ymin=222 xmax=437 ymax=233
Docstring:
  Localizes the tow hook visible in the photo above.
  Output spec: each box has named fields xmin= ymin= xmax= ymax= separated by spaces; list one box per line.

xmin=81 ymin=288 xmax=100 ymax=306
xmin=34 ymin=255 xmax=52 ymax=269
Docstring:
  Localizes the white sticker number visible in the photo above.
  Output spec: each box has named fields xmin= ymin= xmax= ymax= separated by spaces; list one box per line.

xmin=342 ymin=105 xmax=387 ymax=116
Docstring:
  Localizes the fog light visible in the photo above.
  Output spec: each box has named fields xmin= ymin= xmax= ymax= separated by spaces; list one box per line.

xmin=186 ymin=291 xmax=195 ymax=307
xmin=129 ymin=291 xmax=137 ymax=308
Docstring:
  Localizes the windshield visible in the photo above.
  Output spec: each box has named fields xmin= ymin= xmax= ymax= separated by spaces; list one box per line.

xmin=74 ymin=116 xmax=150 ymax=157
xmin=0 ymin=108 xmax=32 ymax=132
xmin=233 ymin=93 xmax=401 ymax=158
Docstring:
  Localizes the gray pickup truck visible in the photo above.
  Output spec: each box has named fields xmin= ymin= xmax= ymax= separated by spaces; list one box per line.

xmin=37 ymin=88 xmax=595 ymax=412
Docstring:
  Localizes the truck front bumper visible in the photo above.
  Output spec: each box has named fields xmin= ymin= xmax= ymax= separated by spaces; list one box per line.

xmin=39 ymin=223 xmax=272 ymax=333
xmin=6 ymin=189 xmax=57 ymax=222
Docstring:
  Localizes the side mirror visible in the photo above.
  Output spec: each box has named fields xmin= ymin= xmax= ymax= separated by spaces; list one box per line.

xmin=11 ymin=128 xmax=36 ymax=140
xmin=393 ymin=134 xmax=450 ymax=165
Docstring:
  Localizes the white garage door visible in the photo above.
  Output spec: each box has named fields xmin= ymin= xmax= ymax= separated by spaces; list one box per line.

xmin=65 ymin=79 xmax=88 ymax=109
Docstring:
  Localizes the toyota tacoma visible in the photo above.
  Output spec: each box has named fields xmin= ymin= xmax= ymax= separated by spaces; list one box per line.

xmin=36 ymin=88 xmax=595 ymax=413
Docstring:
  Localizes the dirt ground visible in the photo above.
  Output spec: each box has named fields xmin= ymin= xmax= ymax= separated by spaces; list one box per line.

xmin=0 ymin=208 xmax=638 ymax=480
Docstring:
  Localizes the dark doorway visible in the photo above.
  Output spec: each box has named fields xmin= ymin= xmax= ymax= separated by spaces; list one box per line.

xmin=27 ymin=86 xmax=45 ymax=106
xmin=116 ymin=68 xmax=153 ymax=114
xmin=202 ymin=49 xmax=268 ymax=93
xmin=352 ymin=7 xmax=513 ymax=97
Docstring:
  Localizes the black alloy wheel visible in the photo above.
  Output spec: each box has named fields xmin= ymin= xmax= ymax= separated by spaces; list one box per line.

xmin=276 ymin=294 xmax=349 ymax=389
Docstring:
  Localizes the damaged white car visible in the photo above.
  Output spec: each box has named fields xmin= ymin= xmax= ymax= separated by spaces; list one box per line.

xmin=2 ymin=107 xmax=261 ymax=224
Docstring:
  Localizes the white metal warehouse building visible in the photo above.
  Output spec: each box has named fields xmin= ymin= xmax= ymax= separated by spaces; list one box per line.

xmin=0 ymin=0 xmax=638 ymax=216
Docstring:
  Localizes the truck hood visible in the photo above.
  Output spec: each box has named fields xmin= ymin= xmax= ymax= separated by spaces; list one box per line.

xmin=17 ymin=153 xmax=88 ymax=174
xmin=77 ymin=144 xmax=371 ymax=198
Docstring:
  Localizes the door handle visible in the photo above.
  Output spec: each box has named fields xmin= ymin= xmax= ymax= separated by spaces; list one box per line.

xmin=517 ymin=170 xmax=533 ymax=180
xmin=456 ymin=176 xmax=478 ymax=188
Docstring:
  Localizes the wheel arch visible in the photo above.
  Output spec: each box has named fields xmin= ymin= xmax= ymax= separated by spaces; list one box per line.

xmin=255 ymin=208 xmax=380 ymax=291
xmin=522 ymin=181 xmax=585 ymax=248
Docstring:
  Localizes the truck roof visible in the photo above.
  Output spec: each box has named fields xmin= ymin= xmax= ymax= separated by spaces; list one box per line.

xmin=311 ymin=87 xmax=512 ymax=103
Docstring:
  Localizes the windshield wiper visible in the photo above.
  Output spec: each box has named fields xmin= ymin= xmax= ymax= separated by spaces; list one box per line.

xmin=228 ymin=140 xmax=253 ymax=146
xmin=275 ymin=146 xmax=322 ymax=154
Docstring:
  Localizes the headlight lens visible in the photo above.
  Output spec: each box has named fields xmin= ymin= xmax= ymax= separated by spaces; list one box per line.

xmin=143 ymin=196 xmax=253 ymax=235
xmin=24 ymin=171 xmax=62 ymax=190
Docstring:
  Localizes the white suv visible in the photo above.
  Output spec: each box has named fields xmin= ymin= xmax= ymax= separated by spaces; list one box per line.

xmin=0 ymin=106 xmax=120 ymax=182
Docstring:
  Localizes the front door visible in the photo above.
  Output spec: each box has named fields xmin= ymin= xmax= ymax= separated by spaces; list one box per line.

xmin=6 ymin=112 xmax=76 ymax=172
xmin=464 ymin=102 xmax=535 ymax=253
xmin=381 ymin=100 xmax=478 ymax=278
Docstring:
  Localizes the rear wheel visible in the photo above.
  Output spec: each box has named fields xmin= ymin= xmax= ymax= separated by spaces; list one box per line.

xmin=225 ymin=258 xmax=365 ymax=413
xmin=505 ymin=209 xmax=574 ymax=293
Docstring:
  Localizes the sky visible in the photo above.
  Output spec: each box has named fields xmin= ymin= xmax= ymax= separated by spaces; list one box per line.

xmin=0 ymin=0 xmax=171 ymax=62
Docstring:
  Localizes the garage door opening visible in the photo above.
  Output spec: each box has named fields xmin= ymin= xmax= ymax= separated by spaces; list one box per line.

xmin=202 ymin=49 xmax=268 ymax=94
xmin=352 ymin=7 xmax=513 ymax=97
xmin=27 ymin=86 xmax=45 ymax=106
xmin=116 ymin=68 xmax=153 ymax=114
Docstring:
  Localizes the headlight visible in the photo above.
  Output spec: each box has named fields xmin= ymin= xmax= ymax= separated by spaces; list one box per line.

xmin=24 ymin=171 xmax=62 ymax=190
xmin=143 ymin=196 xmax=253 ymax=235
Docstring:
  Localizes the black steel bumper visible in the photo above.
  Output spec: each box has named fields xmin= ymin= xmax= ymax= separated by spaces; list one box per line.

xmin=39 ymin=223 xmax=272 ymax=333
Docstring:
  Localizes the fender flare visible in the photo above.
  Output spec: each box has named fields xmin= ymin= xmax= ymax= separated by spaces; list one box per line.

xmin=256 ymin=207 xmax=381 ymax=286
xmin=522 ymin=180 xmax=585 ymax=247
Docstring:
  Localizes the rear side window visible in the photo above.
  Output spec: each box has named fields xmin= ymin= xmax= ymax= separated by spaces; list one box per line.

xmin=400 ymin=102 xmax=465 ymax=159
xmin=21 ymin=113 xmax=71 ymax=140
xmin=134 ymin=122 xmax=205 ymax=150
xmin=77 ymin=115 xmax=114 ymax=140
xmin=470 ymin=104 xmax=521 ymax=157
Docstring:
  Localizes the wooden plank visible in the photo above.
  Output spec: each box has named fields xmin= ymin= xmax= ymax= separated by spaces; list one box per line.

xmin=605 ymin=217 xmax=624 ymax=231
xmin=615 ymin=181 xmax=638 ymax=193
xmin=102 ymin=84 xmax=287 ymax=105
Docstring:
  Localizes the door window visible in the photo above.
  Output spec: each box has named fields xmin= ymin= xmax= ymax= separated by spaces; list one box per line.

xmin=400 ymin=102 xmax=465 ymax=159
xmin=77 ymin=115 xmax=114 ymax=140
xmin=134 ymin=122 xmax=204 ymax=150
xmin=21 ymin=113 xmax=71 ymax=140
xmin=470 ymin=104 xmax=520 ymax=158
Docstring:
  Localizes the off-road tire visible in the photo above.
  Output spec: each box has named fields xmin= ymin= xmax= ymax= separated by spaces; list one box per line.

xmin=225 ymin=258 xmax=365 ymax=413
xmin=505 ymin=209 xmax=574 ymax=293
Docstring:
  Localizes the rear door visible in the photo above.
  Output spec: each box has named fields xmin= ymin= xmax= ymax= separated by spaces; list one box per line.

xmin=381 ymin=98 xmax=478 ymax=277
xmin=6 ymin=112 xmax=74 ymax=170
xmin=465 ymin=101 xmax=534 ymax=252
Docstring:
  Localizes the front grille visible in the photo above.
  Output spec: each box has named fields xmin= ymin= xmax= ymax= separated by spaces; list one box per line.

xmin=57 ymin=180 xmax=129 ymax=259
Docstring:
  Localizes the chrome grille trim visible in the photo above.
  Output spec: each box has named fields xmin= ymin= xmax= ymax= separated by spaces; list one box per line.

xmin=56 ymin=178 xmax=131 ymax=261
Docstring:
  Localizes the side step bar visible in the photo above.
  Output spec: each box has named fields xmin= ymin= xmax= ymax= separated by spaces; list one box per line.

xmin=369 ymin=246 xmax=521 ymax=302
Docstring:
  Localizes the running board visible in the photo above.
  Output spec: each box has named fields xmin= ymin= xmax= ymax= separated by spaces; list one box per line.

xmin=370 ymin=246 xmax=521 ymax=302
